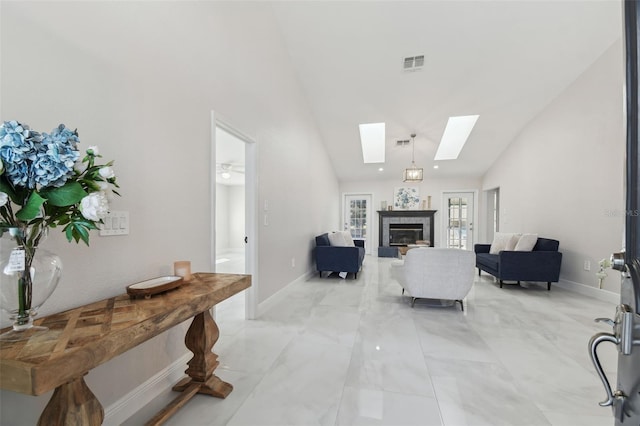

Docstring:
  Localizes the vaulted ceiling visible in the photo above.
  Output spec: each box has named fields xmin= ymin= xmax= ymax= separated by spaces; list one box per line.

xmin=8 ymin=1 xmax=623 ymax=185
xmin=271 ymin=1 xmax=622 ymax=182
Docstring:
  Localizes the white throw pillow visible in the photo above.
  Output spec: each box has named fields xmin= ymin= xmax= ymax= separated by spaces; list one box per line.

xmin=341 ymin=231 xmax=356 ymax=247
xmin=515 ymin=233 xmax=538 ymax=251
xmin=505 ymin=233 xmax=521 ymax=251
xmin=328 ymin=232 xmax=347 ymax=247
xmin=489 ymin=232 xmax=520 ymax=254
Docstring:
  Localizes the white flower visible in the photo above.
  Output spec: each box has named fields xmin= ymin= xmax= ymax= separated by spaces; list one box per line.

xmin=87 ymin=146 xmax=99 ymax=156
xmin=0 ymin=192 xmax=7 ymax=207
xmin=99 ymin=166 xmax=115 ymax=180
xmin=97 ymin=181 xmax=115 ymax=200
xmin=80 ymin=191 xmax=109 ymax=221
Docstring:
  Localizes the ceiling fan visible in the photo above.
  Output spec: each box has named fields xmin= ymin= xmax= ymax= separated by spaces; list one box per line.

xmin=216 ymin=162 xmax=245 ymax=180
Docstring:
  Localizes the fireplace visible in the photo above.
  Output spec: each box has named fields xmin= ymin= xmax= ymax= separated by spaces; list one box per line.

xmin=389 ymin=224 xmax=424 ymax=246
xmin=377 ymin=210 xmax=437 ymax=256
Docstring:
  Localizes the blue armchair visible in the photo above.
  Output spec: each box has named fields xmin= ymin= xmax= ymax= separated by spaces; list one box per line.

xmin=474 ymin=237 xmax=562 ymax=290
xmin=314 ymin=233 xmax=365 ymax=279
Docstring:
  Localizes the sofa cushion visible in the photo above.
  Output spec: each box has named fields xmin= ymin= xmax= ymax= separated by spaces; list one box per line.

xmin=515 ymin=234 xmax=538 ymax=251
xmin=533 ymin=238 xmax=560 ymax=252
xmin=477 ymin=253 xmax=499 ymax=271
xmin=341 ymin=231 xmax=356 ymax=247
xmin=490 ymin=232 xmax=520 ymax=254
xmin=328 ymin=232 xmax=348 ymax=246
xmin=316 ymin=233 xmax=331 ymax=246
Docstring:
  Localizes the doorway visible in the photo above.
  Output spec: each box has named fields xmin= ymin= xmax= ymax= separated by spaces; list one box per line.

xmin=442 ymin=191 xmax=476 ymax=250
xmin=343 ymin=193 xmax=372 ymax=254
xmin=212 ymin=112 xmax=257 ymax=320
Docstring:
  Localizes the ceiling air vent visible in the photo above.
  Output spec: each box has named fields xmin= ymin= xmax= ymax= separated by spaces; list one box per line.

xmin=403 ymin=55 xmax=424 ymax=72
xmin=396 ymin=139 xmax=411 ymax=146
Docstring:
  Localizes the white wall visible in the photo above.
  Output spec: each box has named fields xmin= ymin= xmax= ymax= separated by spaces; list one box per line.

xmin=215 ymin=183 xmax=245 ymax=252
xmin=482 ymin=40 xmax=625 ymax=293
xmin=229 ymin=185 xmax=246 ymax=250
xmin=0 ymin=2 xmax=339 ymax=424
xmin=340 ymin=177 xmax=482 ymax=250
xmin=215 ymin=183 xmax=231 ymax=251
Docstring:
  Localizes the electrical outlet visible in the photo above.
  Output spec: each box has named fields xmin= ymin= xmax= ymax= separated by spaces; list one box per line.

xmin=584 ymin=260 xmax=591 ymax=271
xmin=291 ymin=257 xmax=296 ymax=268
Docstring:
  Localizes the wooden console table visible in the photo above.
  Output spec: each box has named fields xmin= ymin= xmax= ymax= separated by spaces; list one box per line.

xmin=0 ymin=272 xmax=251 ymax=425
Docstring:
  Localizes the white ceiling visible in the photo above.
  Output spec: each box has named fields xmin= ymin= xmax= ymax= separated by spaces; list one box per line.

xmin=271 ymin=1 xmax=623 ymax=182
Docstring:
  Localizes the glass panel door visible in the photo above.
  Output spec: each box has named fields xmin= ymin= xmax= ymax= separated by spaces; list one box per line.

xmin=444 ymin=192 xmax=475 ymax=250
xmin=343 ymin=194 xmax=372 ymax=254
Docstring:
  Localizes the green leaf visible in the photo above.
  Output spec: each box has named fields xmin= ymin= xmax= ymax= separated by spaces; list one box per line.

xmin=56 ymin=215 xmax=71 ymax=225
xmin=63 ymin=220 xmax=95 ymax=246
xmin=65 ymin=224 xmax=75 ymax=242
xmin=74 ymin=224 xmax=90 ymax=245
xmin=40 ymin=182 xmax=87 ymax=207
xmin=0 ymin=175 xmax=23 ymax=204
xmin=0 ymin=176 xmax=14 ymax=198
xmin=16 ymin=192 xmax=46 ymax=221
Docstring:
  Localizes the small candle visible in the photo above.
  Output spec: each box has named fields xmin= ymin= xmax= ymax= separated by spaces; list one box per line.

xmin=174 ymin=261 xmax=192 ymax=281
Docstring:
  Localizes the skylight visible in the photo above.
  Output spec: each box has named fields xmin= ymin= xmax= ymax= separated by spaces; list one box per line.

xmin=359 ymin=122 xmax=385 ymax=163
xmin=434 ymin=115 xmax=479 ymax=160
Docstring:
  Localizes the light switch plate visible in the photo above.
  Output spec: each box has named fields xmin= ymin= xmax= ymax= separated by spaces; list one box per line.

xmin=100 ymin=211 xmax=129 ymax=236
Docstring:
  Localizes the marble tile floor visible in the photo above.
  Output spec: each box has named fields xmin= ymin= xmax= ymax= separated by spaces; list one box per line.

xmin=123 ymin=257 xmax=620 ymax=426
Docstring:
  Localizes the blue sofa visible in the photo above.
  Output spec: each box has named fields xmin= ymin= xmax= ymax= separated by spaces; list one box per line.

xmin=315 ymin=233 xmax=365 ymax=279
xmin=474 ymin=237 xmax=562 ymax=290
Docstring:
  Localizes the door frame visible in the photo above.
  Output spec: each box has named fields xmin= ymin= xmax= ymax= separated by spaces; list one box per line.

xmin=342 ymin=192 xmax=373 ymax=254
xmin=624 ymin=0 xmax=640 ymax=313
xmin=211 ymin=111 xmax=258 ymax=320
xmin=440 ymin=189 xmax=478 ymax=250
xmin=483 ymin=187 xmax=500 ymax=244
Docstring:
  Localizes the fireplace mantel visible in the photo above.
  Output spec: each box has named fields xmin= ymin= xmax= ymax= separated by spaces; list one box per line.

xmin=377 ymin=210 xmax=437 ymax=218
xmin=377 ymin=210 xmax=437 ymax=248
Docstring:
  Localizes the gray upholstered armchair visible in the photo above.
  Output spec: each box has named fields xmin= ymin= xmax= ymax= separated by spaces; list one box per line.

xmin=392 ymin=247 xmax=475 ymax=310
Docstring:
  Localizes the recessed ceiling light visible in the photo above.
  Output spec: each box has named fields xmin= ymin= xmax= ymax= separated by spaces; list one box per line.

xmin=221 ymin=172 xmax=231 ymax=179
xmin=378 ymin=167 xmax=384 ymax=172
xmin=433 ymin=165 xmax=439 ymax=169
xmin=359 ymin=122 xmax=385 ymax=163
xmin=434 ymin=115 xmax=479 ymax=160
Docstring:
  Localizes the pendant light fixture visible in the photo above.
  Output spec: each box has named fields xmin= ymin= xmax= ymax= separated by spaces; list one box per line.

xmin=403 ymin=133 xmax=423 ymax=182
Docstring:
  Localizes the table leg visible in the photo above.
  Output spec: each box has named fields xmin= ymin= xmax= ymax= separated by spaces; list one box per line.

xmin=146 ymin=311 xmax=233 ymax=425
xmin=38 ymin=376 xmax=104 ymax=426
xmin=173 ymin=310 xmax=232 ymax=397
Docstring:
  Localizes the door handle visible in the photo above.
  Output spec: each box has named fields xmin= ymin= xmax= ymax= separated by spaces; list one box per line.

xmin=244 ymin=236 xmax=248 ymax=244
xmin=595 ymin=317 xmax=615 ymax=327
xmin=589 ymin=331 xmax=621 ymax=407
xmin=589 ymin=303 xmax=640 ymax=420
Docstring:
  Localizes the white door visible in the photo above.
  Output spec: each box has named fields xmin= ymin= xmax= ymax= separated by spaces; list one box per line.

xmin=587 ymin=4 xmax=640 ymax=423
xmin=443 ymin=192 xmax=475 ymax=250
xmin=212 ymin=112 xmax=257 ymax=320
xmin=343 ymin=194 xmax=372 ymax=254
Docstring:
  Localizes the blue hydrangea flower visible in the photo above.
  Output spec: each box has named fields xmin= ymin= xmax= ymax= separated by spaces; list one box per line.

xmin=36 ymin=124 xmax=80 ymax=187
xmin=0 ymin=121 xmax=42 ymax=188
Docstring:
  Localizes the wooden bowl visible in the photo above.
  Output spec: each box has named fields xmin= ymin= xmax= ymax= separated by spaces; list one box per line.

xmin=126 ymin=276 xmax=184 ymax=299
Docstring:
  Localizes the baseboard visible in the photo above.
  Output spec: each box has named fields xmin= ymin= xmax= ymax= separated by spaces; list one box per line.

xmin=102 ymin=270 xmax=314 ymax=423
xmin=556 ymin=278 xmax=619 ymax=304
xmin=103 ymin=352 xmax=191 ymax=426
xmin=256 ymin=269 xmax=315 ymax=317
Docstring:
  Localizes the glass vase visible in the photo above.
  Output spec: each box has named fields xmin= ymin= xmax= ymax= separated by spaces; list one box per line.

xmin=0 ymin=226 xmax=63 ymax=341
